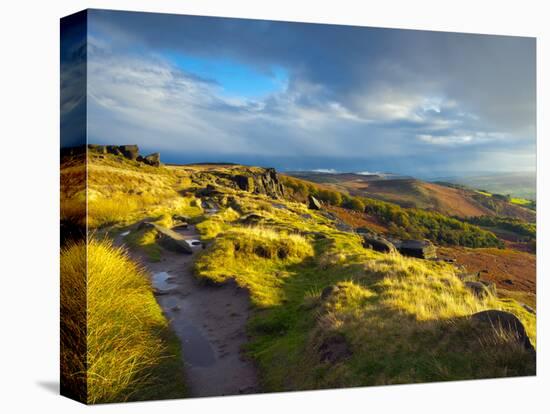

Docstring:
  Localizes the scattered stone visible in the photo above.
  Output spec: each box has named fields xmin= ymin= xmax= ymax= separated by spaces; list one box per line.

xmin=318 ymin=333 xmax=352 ymax=363
xmin=308 ymin=195 xmax=322 ymax=210
xmin=471 ymin=310 xmax=535 ymax=351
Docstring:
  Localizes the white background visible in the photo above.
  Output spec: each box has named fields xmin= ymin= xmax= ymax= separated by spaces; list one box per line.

xmin=0 ymin=0 xmax=547 ymax=412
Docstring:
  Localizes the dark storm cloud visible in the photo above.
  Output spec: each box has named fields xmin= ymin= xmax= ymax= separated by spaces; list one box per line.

xmin=84 ymin=9 xmax=536 ymax=174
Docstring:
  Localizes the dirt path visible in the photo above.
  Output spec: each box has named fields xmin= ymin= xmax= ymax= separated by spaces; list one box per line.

xmin=122 ymin=224 xmax=260 ymax=398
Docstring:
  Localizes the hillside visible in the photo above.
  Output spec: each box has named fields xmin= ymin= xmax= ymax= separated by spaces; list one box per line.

xmin=61 ymin=147 xmax=536 ymax=402
xmin=286 ymin=171 xmax=536 ymax=223
xmin=438 ymin=172 xmax=536 ymax=201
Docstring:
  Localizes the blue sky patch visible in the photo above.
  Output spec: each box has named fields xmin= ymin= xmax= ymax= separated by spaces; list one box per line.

xmin=167 ymin=52 xmax=288 ymax=99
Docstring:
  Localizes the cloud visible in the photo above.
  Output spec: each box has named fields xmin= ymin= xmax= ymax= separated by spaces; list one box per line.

xmin=83 ymin=10 xmax=536 ymax=175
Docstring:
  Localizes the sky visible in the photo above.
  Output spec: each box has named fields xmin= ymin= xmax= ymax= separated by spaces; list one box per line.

xmin=61 ymin=9 xmax=536 ymax=177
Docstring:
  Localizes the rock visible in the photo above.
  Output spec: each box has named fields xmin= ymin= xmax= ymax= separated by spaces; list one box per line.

xmin=308 ymin=195 xmax=322 ymax=210
xmin=232 ymin=168 xmax=285 ymax=198
xmin=471 ymin=310 xmax=535 ymax=351
xmin=396 ymin=239 xmax=437 ymax=259
xmin=234 ymin=175 xmax=255 ymax=192
xmin=87 ymin=144 xmax=106 ymax=154
xmin=318 ymin=333 xmax=352 ymax=363
xmin=150 ymin=223 xmax=193 ymax=254
xmin=465 ymin=281 xmax=496 ymax=299
xmin=361 ymin=234 xmax=397 ymax=254
xmin=106 ymin=145 xmax=122 ymax=156
xmin=137 ymin=221 xmax=155 ymax=231
xmin=118 ymin=145 xmax=139 ymax=160
xmin=143 ymin=152 xmax=161 ymax=167
xmin=172 ymin=214 xmax=189 ymax=222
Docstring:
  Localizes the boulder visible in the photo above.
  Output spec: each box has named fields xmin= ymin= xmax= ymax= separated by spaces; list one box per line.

xmin=232 ymin=168 xmax=285 ymax=198
xmin=361 ymin=234 xmax=397 ymax=254
xmin=143 ymin=152 xmax=161 ymax=167
xmin=465 ymin=281 xmax=496 ymax=299
xmin=308 ymin=195 xmax=322 ymax=210
xmin=137 ymin=222 xmax=193 ymax=254
xmin=172 ymin=214 xmax=189 ymax=222
xmin=106 ymin=145 xmax=122 ymax=156
xmin=396 ymin=239 xmax=437 ymax=259
xmin=152 ymin=224 xmax=193 ymax=254
xmin=118 ymin=145 xmax=139 ymax=160
xmin=471 ymin=310 xmax=535 ymax=351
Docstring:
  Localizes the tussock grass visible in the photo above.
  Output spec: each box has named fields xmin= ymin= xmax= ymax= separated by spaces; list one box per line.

xmin=196 ymin=207 xmax=240 ymax=240
xmin=195 ymin=226 xmax=313 ymax=307
xmin=60 ymin=241 xmax=87 ymax=402
xmin=62 ymin=154 xmax=536 ymax=396
xmin=238 ymin=229 xmax=536 ymax=390
xmin=87 ymin=193 xmax=202 ymax=228
xmin=61 ymin=239 xmax=185 ymax=404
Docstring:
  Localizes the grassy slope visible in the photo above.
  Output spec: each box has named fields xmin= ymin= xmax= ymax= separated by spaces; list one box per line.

xmin=192 ymin=189 xmax=536 ymax=390
xmin=287 ymin=172 xmax=535 ymax=222
xmin=60 ymin=239 xmax=186 ymax=404
xmin=62 ymin=153 xmax=536 ymax=398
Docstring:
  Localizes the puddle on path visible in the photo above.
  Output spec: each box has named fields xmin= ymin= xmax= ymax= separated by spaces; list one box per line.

xmin=152 ymin=271 xmax=174 ymax=291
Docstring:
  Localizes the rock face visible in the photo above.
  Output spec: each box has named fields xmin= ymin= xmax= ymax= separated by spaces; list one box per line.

xmin=395 ymin=239 xmax=437 ymax=259
xmin=143 ymin=152 xmax=161 ymax=167
xmin=361 ymin=233 xmax=397 ymax=254
xmin=118 ymin=145 xmax=139 ymax=160
xmin=308 ymin=195 xmax=322 ymax=210
xmin=471 ymin=310 xmax=535 ymax=352
xmin=83 ymin=144 xmax=162 ymax=167
xmin=231 ymin=168 xmax=285 ymax=199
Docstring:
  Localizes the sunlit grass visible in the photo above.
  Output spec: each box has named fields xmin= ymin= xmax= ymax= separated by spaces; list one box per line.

xmin=61 ymin=239 xmax=186 ymax=404
xmin=195 ymin=226 xmax=314 ymax=307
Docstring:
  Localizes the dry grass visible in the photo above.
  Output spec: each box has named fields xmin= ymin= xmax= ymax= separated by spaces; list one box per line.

xmin=195 ymin=226 xmax=314 ymax=307
xmin=61 ymin=238 xmax=185 ymax=404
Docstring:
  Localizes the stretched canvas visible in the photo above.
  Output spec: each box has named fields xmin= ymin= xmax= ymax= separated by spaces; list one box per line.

xmin=60 ymin=9 xmax=537 ymax=404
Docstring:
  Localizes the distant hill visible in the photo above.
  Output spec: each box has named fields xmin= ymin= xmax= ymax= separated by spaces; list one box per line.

xmin=285 ymin=171 xmax=536 ymax=223
xmin=432 ymin=172 xmax=536 ymax=200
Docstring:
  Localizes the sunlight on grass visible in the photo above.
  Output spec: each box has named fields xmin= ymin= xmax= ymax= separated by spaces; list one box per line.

xmin=61 ymin=239 xmax=185 ymax=404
